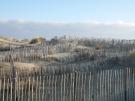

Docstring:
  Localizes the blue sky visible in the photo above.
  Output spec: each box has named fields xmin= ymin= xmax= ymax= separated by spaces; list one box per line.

xmin=0 ymin=0 xmax=135 ymax=39
xmin=0 ymin=0 xmax=135 ymax=22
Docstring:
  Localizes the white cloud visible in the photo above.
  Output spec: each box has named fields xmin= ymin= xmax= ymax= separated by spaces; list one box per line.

xmin=0 ymin=20 xmax=135 ymax=40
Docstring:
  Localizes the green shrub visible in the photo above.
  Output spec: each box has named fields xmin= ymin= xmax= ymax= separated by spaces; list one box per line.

xmin=129 ymin=51 xmax=135 ymax=58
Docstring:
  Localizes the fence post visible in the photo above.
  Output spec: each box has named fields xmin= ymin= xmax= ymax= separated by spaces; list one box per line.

xmin=124 ymin=67 xmax=127 ymax=101
xmin=9 ymin=55 xmax=16 ymax=101
xmin=73 ymin=71 xmax=77 ymax=101
xmin=91 ymin=69 xmax=98 ymax=101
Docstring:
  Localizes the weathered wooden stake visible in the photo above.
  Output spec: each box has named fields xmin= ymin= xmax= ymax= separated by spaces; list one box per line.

xmin=124 ymin=68 xmax=127 ymax=101
xmin=9 ymin=54 xmax=16 ymax=101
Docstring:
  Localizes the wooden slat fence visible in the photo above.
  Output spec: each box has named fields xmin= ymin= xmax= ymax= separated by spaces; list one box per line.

xmin=1 ymin=41 xmax=135 ymax=101
xmin=0 ymin=67 xmax=135 ymax=101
